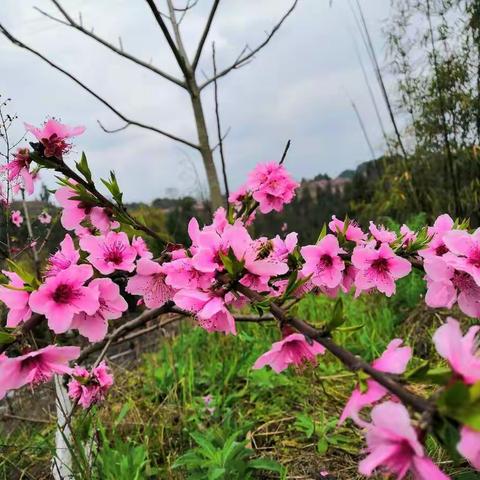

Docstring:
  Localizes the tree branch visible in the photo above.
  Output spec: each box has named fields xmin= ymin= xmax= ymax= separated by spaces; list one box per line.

xmin=0 ymin=24 xmax=199 ymax=150
xmin=144 ymin=0 xmax=191 ymax=77
xmin=212 ymin=42 xmax=229 ymax=205
xmin=77 ymin=303 xmax=175 ymax=363
xmin=34 ymin=0 xmax=185 ymax=88
xmin=192 ymin=0 xmax=221 ymax=70
xmin=200 ymin=0 xmax=298 ymax=90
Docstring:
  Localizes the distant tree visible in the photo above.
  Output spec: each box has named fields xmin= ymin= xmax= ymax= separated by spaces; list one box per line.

xmin=0 ymin=0 xmax=298 ymax=209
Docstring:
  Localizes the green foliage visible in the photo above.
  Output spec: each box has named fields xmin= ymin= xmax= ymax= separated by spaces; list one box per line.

xmin=173 ymin=430 xmax=284 ymax=479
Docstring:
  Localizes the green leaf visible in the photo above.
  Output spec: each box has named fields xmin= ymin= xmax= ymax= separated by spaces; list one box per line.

xmin=75 ymin=152 xmax=93 ymax=184
xmin=0 ymin=330 xmax=15 ymax=345
xmin=208 ymin=467 xmax=226 ymax=480
xmin=437 ymin=381 xmax=480 ymax=430
xmin=327 ymin=298 xmax=346 ymax=332
xmin=317 ymin=437 xmax=329 ymax=455
xmin=316 ymin=223 xmax=327 ymax=242
xmin=114 ymin=402 xmax=131 ymax=428
xmin=336 ymin=323 xmax=364 ymax=333
xmin=249 ymin=458 xmax=284 ymax=473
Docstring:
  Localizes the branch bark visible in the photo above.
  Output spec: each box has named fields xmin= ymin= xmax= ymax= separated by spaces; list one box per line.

xmin=192 ymin=0 xmax=221 ymax=70
xmin=212 ymin=42 xmax=229 ymax=205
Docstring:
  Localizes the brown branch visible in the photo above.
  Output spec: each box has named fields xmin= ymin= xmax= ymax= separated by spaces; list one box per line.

xmin=279 ymin=139 xmax=291 ymax=165
xmin=192 ymin=0 xmax=221 ymax=70
xmin=35 ymin=0 xmax=185 ymax=88
xmin=144 ymin=0 xmax=191 ymax=77
xmin=212 ymin=42 xmax=229 ymax=205
xmin=77 ymin=303 xmax=175 ymax=363
xmin=0 ymin=24 xmax=199 ymax=150
xmin=52 ymin=157 xmax=164 ymax=242
xmin=232 ymin=281 xmax=433 ymax=415
xmin=200 ymin=0 xmax=298 ymax=90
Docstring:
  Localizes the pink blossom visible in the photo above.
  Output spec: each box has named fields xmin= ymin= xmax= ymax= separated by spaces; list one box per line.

xmin=68 ymin=361 xmax=113 ymax=408
xmin=246 ymin=162 xmax=298 ymax=214
xmin=228 ymin=184 xmax=248 ymax=205
xmin=329 ymin=216 xmax=366 ymax=243
xmin=359 ymin=401 xmax=449 ymax=479
xmin=225 ymin=224 xmax=289 ymax=279
xmin=301 ymin=235 xmax=346 ymax=289
xmin=369 ymin=222 xmax=397 ymax=244
xmin=424 ymin=256 xmax=480 ymax=318
xmin=432 ymin=317 xmax=480 ymax=384
xmin=11 ymin=210 xmax=23 ymax=227
xmin=457 ymin=426 xmax=480 ymax=470
xmin=1 ymin=148 xmax=34 ymax=195
xmin=400 ymin=225 xmax=417 ymax=246
xmin=132 ymin=236 xmax=153 ymax=259
xmin=71 ymin=278 xmax=127 ymax=341
xmin=45 ymin=234 xmax=80 ymax=277
xmin=55 ymin=184 xmax=88 ymax=230
xmin=211 ymin=207 xmax=229 ymax=233
xmin=25 ymin=119 xmax=85 ymax=158
xmin=55 ymin=184 xmax=119 ymax=233
xmin=352 ymin=243 xmax=412 ymax=297
xmin=89 ymin=207 xmax=120 ymax=233
xmin=126 ymin=258 xmax=174 ymax=309
xmin=80 ymin=231 xmax=137 ymax=274
xmin=339 ymin=339 xmax=412 ymax=426
xmin=173 ymin=289 xmax=236 ymax=335
xmin=163 ymin=256 xmax=214 ymax=290
xmin=419 ymin=214 xmax=454 ymax=259
xmin=29 ymin=264 xmax=99 ymax=333
xmin=0 ymin=345 xmax=80 ymax=399
xmin=272 ymin=232 xmax=298 ymax=261
xmin=0 ymin=271 xmax=32 ymax=327
xmin=443 ymin=229 xmax=480 ymax=286
xmin=38 ymin=211 xmax=52 ymax=224
xmin=253 ymin=332 xmax=325 ymax=373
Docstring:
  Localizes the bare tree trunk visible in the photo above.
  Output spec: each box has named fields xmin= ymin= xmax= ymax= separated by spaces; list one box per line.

xmin=189 ymin=84 xmax=223 ymax=210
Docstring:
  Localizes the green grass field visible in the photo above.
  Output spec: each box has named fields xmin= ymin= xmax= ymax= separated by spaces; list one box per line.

xmin=1 ymin=271 xmax=478 ymax=479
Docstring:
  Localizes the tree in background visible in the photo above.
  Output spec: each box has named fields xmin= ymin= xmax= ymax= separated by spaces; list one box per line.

xmin=362 ymin=0 xmax=480 ymax=223
xmin=0 ymin=0 xmax=297 ymax=210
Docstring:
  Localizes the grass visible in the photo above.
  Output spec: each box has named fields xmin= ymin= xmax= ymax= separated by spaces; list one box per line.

xmin=1 ymin=271 xmax=478 ymax=479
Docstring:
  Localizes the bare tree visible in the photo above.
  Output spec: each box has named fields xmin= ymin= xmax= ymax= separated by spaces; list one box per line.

xmin=0 ymin=0 xmax=298 ymax=209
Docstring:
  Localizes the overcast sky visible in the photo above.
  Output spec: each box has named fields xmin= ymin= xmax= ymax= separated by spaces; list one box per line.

xmin=0 ymin=0 xmax=394 ymax=202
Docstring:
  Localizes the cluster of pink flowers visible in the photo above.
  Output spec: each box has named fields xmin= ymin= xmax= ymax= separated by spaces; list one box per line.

xmin=67 ymin=361 xmax=114 ymax=408
xmin=158 ymin=208 xmax=291 ymax=335
xmin=299 ymin=217 xmax=411 ymax=299
xmin=229 ymin=162 xmax=299 ymax=216
xmin=5 ymin=230 xmax=137 ymax=341
xmin=421 ymin=215 xmax=480 ymax=317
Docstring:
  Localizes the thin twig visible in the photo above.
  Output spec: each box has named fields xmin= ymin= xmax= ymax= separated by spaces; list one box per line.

xmin=212 ymin=42 xmax=229 ymax=205
xmin=192 ymin=0 xmax=221 ymax=70
xmin=200 ymin=0 xmax=298 ymax=90
xmin=279 ymin=139 xmax=291 ymax=165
